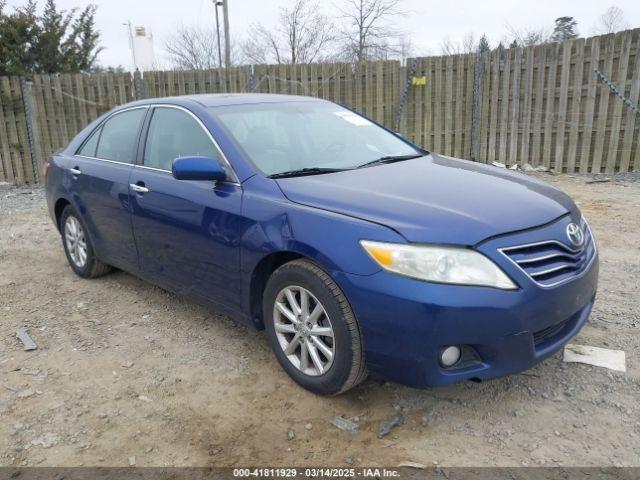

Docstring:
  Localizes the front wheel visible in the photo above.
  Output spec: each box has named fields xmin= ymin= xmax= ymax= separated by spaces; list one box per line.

xmin=263 ymin=259 xmax=367 ymax=395
xmin=60 ymin=205 xmax=112 ymax=278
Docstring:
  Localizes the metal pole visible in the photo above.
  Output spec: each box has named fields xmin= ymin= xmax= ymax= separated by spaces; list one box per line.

xmin=214 ymin=1 xmax=223 ymax=69
xmin=123 ymin=21 xmax=137 ymax=71
xmin=222 ymin=0 xmax=231 ymax=68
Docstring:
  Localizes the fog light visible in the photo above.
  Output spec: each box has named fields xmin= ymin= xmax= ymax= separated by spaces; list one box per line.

xmin=440 ymin=346 xmax=461 ymax=367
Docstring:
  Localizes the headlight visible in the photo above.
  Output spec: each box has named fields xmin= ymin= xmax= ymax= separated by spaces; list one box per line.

xmin=360 ymin=240 xmax=517 ymax=290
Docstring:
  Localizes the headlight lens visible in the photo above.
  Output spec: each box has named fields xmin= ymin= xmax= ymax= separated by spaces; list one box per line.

xmin=360 ymin=240 xmax=517 ymax=290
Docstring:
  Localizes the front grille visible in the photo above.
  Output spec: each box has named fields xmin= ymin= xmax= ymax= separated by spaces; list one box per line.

xmin=500 ymin=224 xmax=596 ymax=287
xmin=533 ymin=320 xmax=568 ymax=345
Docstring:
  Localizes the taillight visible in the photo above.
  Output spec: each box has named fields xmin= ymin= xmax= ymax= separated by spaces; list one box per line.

xmin=44 ymin=159 xmax=51 ymax=179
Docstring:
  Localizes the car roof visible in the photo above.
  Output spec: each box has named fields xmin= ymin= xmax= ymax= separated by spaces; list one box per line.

xmin=129 ymin=93 xmax=327 ymax=109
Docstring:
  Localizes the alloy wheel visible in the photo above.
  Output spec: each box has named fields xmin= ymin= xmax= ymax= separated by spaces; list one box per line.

xmin=273 ymin=285 xmax=335 ymax=376
xmin=64 ymin=216 xmax=88 ymax=268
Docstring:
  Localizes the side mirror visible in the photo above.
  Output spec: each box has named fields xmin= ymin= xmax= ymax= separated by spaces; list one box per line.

xmin=172 ymin=156 xmax=227 ymax=182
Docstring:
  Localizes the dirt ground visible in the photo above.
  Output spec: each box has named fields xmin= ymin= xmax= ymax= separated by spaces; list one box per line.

xmin=1 ymin=173 xmax=639 ymax=468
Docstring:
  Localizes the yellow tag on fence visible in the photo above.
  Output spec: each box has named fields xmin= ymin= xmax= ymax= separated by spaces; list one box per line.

xmin=412 ymin=76 xmax=427 ymax=86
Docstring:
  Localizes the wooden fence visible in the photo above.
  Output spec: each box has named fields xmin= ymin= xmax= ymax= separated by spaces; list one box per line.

xmin=1 ymin=29 xmax=639 ymax=185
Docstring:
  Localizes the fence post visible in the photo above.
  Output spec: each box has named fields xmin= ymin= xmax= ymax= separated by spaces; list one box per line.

xmin=133 ymin=69 xmax=145 ymax=100
xmin=395 ymin=60 xmax=417 ymax=133
xmin=470 ymin=52 xmax=483 ymax=162
xmin=247 ymin=64 xmax=255 ymax=92
xmin=19 ymin=77 xmax=40 ymax=184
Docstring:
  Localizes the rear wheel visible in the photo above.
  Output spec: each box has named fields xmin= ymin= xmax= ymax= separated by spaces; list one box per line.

xmin=263 ymin=259 xmax=367 ymax=395
xmin=60 ymin=205 xmax=111 ymax=278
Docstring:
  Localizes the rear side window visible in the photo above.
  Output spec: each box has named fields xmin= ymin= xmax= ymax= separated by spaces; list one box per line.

xmin=95 ymin=108 xmax=146 ymax=163
xmin=77 ymin=127 xmax=101 ymax=157
xmin=143 ymin=107 xmax=221 ymax=171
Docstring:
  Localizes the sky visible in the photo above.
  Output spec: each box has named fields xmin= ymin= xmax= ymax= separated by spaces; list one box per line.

xmin=5 ymin=0 xmax=640 ymax=69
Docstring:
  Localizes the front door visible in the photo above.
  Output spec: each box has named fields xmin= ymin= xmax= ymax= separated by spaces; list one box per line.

xmin=129 ymin=106 xmax=244 ymax=310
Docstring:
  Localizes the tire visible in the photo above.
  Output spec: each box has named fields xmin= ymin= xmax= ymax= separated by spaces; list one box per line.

xmin=60 ymin=205 xmax=112 ymax=279
xmin=263 ymin=259 xmax=367 ymax=395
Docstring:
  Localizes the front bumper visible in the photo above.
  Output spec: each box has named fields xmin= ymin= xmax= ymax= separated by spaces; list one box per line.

xmin=334 ymin=217 xmax=599 ymax=389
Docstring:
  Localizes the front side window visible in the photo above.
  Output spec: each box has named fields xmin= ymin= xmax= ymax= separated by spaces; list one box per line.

xmin=212 ymin=102 xmax=420 ymax=176
xmin=95 ymin=108 xmax=146 ymax=163
xmin=143 ymin=107 xmax=221 ymax=171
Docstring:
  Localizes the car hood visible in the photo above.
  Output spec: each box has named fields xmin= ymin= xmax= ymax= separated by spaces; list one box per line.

xmin=275 ymin=153 xmax=577 ymax=245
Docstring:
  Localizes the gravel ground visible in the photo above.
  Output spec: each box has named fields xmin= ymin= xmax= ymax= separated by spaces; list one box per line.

xmin=0 ymin=174 xmax=639 ymax=468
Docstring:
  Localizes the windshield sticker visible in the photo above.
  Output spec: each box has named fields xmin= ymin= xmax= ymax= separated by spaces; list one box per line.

xmin=334 ymin=111 xmax=372 ymax=126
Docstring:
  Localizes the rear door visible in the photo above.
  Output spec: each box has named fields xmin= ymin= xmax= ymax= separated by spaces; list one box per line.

xmin=71 ymin=107 xmax=147 ymax=270
xmin=129 ymin=105 xmax=244 ymax=309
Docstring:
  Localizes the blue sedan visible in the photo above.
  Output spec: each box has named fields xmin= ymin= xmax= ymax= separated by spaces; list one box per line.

xmin=45 ymin=94 xmax=598 ymax=395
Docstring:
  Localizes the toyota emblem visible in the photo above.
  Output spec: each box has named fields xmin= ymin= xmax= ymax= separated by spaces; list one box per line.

xmin=566 ymin=223 xmax=584 ymax=247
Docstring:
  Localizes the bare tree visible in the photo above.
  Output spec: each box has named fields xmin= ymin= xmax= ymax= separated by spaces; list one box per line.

xmin=164 ymin=24 xmax=242 ymax=69
xmin=337 ymin=0 xmax=406 ymax=63
xmin=241 ymin=24 xmax=283 ymax=64
xmin=241 ymin=0 xmax=334 ymax=65
xmin=505 ymin=23 xmax=550 ymax=47
xmin=440 ymin=33 xmax=478 ymax=55
xmin=395 ymin=35 xmax=414 ymax=62
xmin=164 ymin=24 xmax=219 ymax=70
xmin=593 ymin=5 xmax=629 ymax=34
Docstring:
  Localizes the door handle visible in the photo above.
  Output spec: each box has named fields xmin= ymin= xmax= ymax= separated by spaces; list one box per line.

xmin=130 ymin=183 xmax=149 ymax=194
xmin=69 ymin=167 xmax=81 ymax=176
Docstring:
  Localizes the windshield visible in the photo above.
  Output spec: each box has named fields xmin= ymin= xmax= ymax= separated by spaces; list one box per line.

xmin=211 ymin=102 xmax=421 ymax=176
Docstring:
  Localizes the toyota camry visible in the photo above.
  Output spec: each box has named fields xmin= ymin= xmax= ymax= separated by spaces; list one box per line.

xmin=45 ymin=94 xmax=598 ymax=395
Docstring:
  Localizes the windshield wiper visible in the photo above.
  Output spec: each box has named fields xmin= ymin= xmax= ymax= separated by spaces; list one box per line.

xmin=268 ymin=167 xmax=350 ymax=179
xmin=356 ymin=153 xmax=423 ymax=169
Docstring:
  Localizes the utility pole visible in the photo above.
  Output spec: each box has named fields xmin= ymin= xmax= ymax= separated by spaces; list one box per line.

xmin=213 ymin=1 xmax=223 ymax=69
xmin=222 ymin=0 xmax=231 ymax=67
xmin=123 ymin=21 xmax=137 ymax=71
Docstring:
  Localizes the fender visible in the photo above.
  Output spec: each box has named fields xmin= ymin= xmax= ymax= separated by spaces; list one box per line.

xmin=239 ymin=174 xmax=406 ymax=320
